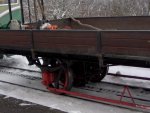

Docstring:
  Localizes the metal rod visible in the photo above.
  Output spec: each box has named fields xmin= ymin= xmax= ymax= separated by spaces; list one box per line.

xmin=27 ymin=0 xmax=31 ymax=23
xmin=47 ymin=87 xmax=150 ymax=111
xmin=33 ymin=0 xmax=38 ymax=22
xmin=126 ymin=86 xmax=136 ymax=104
xmin=8 ymin=0 xmax=12 ymax=20
xmin=108 ymin=73 xmax=150 ymax=80
xmin=120 ymin=86 xmax=135 ymax=104
xmin=20 ymin=0 xmax=24 ymax=24
xmin=41 ymin=0 xmax=46 ymax=20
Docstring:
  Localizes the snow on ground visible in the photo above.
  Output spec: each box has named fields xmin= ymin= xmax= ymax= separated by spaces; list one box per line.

xmin=0 ymin=55 xmax=149 ymax=113
xmin=0 ymin=55 xmax=40 ymax=71
xmin=19 ymin=103 xmax=36 ymax=106
xmin=0 ymin=82 xmax=143 ymax=113
xmin=103 ymin=66 xmax=150 ymax=89
xmin=109 ymin=65 xmax=150 ymax=77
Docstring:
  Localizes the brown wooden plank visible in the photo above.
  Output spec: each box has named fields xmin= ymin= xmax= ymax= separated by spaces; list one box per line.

xmin=102 ymin=46 xmax=150 ymax=56
xmin=0 ymin=30 xmax=32 ymax=50
xmin=102 ymin=39 xmax=150 ymax=48
xmin=34 ymin=43 xmax=95 ymax=49
xmin=34 ymin=37 xmax=96 ymax=46
xmin=33 ymin=30 xmax=98 ymax=55
xmin=0 ymin=42 xmax=31 ymax=46
xmin=0 ymin=37 xmax=31 ymax=42
xmin=101 ymin=31 xmax=150 ymax=56
xmin=72 ymin=16 xmax=150 ymax=30
xmin=35 ymin=44 xmax=96 ymax=55
xmin=33 ymin=30 xmax=98 ymax=38
xmin=102 ymin=31 xmax=150 ymax=40
xmin=0 ymin=31 xmax=31 ymax=36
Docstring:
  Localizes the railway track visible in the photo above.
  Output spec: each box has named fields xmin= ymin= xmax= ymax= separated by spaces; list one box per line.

xmin=0 ymin=66 xmax=149 ymax=112
xmin=0 ymin=65 xmax=41 ymax=73
xmin=0 ymin=65 xmax=41 ymax=80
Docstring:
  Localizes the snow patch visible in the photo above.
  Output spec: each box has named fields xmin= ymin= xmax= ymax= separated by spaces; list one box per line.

xmin=0 ymin=82 xmax=141 ymax=113
xmin=70 ymin=111 xmax=82 ymax=113
xmin=3 ymin=95 xmax=10 ymax=99
xmin=19 ymin=103 xmax=35 ymax=106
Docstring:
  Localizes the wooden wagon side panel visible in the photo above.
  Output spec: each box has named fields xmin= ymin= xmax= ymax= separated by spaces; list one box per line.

xmin=71 ymin=16 xmax=150 ymax=30
xmin=0 ymin=30 xmax=32 ymax=50
xmin=33 ymin=30 xmax=98 ymax=56
xmin=101 ymin=31 xmax=150 ymax=57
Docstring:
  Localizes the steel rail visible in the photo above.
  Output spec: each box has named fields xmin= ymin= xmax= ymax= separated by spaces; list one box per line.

xmin=108 ymin=73 xmax=150 ymax=80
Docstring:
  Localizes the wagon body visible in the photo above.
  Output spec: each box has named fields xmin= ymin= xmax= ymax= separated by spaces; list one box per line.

xmin=51 ymin=16 xmax=150 ymax=30
xmin=1 ymin=16 xmax=150 ymax=67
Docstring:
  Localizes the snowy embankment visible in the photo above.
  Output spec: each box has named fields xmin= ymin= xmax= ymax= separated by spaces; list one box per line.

xmin=0 ymin=55 xmax=148 ymax=113
xmin=0 ymin=6 xmax=20 ymax=18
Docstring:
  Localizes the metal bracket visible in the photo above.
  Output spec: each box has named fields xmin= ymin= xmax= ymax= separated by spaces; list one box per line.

xmin=98 ymin=54 xmax=104 ymax=68
xmin=31 ymin=48 xmax=36 ymax=60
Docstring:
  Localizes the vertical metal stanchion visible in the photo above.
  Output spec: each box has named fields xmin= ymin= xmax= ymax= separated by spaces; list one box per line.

xmin=27 ymin=0 xmax=32 ymax=23
xmin=33 ymin=0 xmax=38 ymax=22
xmin=20 ymin=0 xmax=25 ymax=24
xmin=41 ymin=0 xmax=46 ymax=20
xmin=8 ymin=0 xmax=12 ymax=20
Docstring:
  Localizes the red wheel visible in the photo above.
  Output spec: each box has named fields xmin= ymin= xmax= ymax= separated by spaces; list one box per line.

xmin=42 ymin=67 xmax=73 ymax=94
xmin=52 ymin=68 xmax=73 ymax=91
